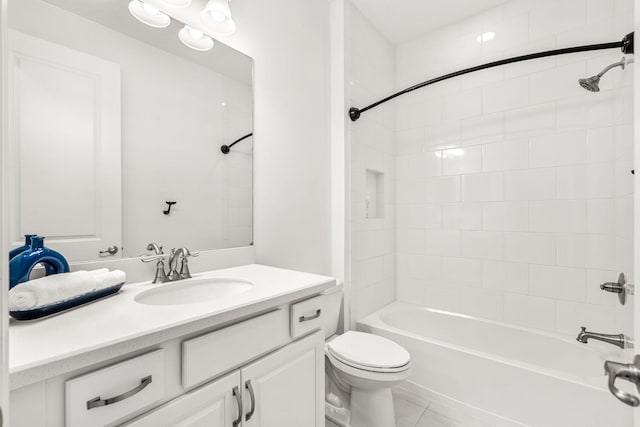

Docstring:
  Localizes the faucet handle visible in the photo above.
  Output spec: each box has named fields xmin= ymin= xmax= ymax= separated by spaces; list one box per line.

xmin=176 ymin=248 xmax=198 ymax=257
xmin=600 ymin=272 xmax=629 ymax=305
xmin=146 ymin=243 xmax=164 ymax=255
xmin=178 ymin=249 xmax=197 ymax=279
xmin=141 ymin=254 xmax=165 ymax=263
xmin=604 ymin=355 xmax=640 ymax=407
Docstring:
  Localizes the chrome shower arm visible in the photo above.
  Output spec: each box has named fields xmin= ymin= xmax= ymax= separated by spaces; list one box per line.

xmin=596 ymin=57 xmax=632 ymax=77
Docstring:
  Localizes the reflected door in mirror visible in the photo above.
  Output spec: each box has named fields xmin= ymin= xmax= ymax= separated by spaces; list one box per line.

xmin=8 ymin=31 xmax=122 ymax=261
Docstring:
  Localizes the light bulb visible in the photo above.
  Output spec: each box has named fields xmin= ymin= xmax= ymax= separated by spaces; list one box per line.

xmin=129 ymin=0 xmax=171 ymax=28
xmin=179 ymin=25 xmax=214 ymax=51
xmin=209 ymin=10 xmax=227 ymax=22
xmin=189 ymin=28 xmax=203 ymax=39
xmin=204 ymin=0 xmax=231 ymax=19
xmin=201 ymin=0 xmax=236 ymax=35
xmin=142 ymin=3 xmax=160 ymax=15
xmin=201 ymin=12 xmax=236 ymax=36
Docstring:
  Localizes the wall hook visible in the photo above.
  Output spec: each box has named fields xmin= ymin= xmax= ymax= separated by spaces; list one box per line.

xmin=163 ymin=201 xmax=177 ymax=215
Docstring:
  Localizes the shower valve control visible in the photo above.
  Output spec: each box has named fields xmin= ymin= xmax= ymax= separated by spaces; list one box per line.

xmin=604 ymin=355 xmax=640 ymax=407
xmin=600 ymin=272 xmax=632 ymax=306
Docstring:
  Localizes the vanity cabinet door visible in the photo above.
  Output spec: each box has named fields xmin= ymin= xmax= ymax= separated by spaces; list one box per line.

xmin=122 ymin=370 xmax=241 ymax=427
xmin=241 ymin=331 xmax=324 ymax=427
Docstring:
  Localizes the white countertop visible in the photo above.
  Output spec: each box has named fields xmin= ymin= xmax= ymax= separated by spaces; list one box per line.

xmin=10 ymin=264 xmax=336 ymax=385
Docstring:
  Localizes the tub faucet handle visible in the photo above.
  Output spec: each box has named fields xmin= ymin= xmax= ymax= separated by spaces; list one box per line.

xmin=600 ymin=272 xmax=632 ymax=305
xmin=604 ymin=355 xmax=640 ymax=407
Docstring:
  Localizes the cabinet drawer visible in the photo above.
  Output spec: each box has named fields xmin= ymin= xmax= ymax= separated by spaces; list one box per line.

xmin=290 ymin=295 xmax=325 ymax=339
xmin=122 ymin=370 xmax=241 ymax=427
xmin=65 ymin=349 xmax=165 ymax=427
xmin=182 ymin=309 xmax=289 ymax=389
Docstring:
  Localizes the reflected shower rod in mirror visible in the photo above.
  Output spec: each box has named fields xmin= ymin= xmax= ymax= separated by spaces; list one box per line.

xmin=221 ymin=133 xmax=253 ymax=154
xmin=349 ymin=32 xmax=635 ymax=122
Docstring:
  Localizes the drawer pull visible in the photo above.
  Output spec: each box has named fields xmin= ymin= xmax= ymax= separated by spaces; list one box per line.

xmin=86 ymin=375 xmax=152 ymax=410
xmin=245 ymin=380 xmax=256 ymax=421
xmin=232 ymin=386 xmax=243 ymax=427
xmin=299 ymin=309 xmax=322 ymax=323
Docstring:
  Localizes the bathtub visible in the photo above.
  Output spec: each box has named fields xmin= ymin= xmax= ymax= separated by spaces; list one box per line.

xmin=357 ymin=302 xmax=634 ymax=427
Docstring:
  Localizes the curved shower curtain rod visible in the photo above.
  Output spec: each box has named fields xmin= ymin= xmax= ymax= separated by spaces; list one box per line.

xmin=221 ymin=132 xmax=253 ymax=154
xmin=349 ymin=32 xmax=635 ymax=122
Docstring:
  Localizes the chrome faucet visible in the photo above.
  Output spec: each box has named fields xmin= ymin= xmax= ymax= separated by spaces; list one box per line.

xmin=576 ymin=327 xmax=634 ymax=349
xmin=168 ymin=247 xmax=199 ymax=281
xmin=141 ymin=242 xmax=168 ymax=284
xmin=142 ymin=245 xmax=199 ymax=283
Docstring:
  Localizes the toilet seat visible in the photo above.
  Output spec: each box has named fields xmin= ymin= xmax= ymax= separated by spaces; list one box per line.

xmin=326 ymin=331 xmax=411 ymax=374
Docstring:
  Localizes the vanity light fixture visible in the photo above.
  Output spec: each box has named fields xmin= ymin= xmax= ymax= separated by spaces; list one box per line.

xmin=179 ymin=25 xmax=214 ymax=51
xmin=128 ymin=0 xmax=171 ymax=28
xmin=201 ymin=0 xmax=236 ymax=36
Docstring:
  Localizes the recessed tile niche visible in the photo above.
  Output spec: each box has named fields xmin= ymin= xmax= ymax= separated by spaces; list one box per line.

xmin=365 ymin=169 xmax=384 ymax=219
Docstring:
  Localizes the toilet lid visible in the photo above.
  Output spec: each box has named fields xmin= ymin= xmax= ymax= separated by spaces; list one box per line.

xmin=326 ymin=331 xmax=410 ymax=370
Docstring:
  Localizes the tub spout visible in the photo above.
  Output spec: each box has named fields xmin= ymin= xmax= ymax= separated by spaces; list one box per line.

xmin=576 ymin=327 xmax=633 ymax=349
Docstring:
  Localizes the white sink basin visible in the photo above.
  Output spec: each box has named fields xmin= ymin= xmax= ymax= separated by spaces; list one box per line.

xmin=135 ymin=278 xmax=254 ymax=306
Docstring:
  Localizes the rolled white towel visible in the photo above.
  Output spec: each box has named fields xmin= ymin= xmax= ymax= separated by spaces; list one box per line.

xmin=8 ymin=289 xmax=38 ymax=312
xmin=94 ymin=270 xmax=126 ymax=291
xmin=8 ymin=269 xmax=126 ymax=311
xmin=86 ymin=268 xmax=109 ymax=277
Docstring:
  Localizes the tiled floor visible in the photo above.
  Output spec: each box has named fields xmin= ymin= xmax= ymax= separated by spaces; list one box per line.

xmin=392 ymin=389 xmax=467 ymax=427
xmin=326 ymin=388 xmax=494 ymax=427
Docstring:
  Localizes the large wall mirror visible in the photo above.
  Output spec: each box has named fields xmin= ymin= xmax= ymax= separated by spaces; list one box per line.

xmin=7 ymin=0 xmax=254 ymax=262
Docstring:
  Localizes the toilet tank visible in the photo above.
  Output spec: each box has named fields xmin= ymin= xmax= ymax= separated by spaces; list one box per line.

xmin=322 ymin=282 xmax=343 ymax=338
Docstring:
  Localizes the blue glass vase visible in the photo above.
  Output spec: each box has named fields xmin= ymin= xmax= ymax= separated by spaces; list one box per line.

xmin=9 ymin=234 xmax=38 ymax=260
xmin=9 ymin=236 xmax=70 ymax=289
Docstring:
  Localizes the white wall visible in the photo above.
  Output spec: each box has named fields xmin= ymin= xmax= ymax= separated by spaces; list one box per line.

xmin=393 ymin=0 xmax=634 ymax=336
xmin=348 ymin=5 xmax=396 ymax=322
xmin=9 ymin=0 xmax=253 ymax=257
xmin=218 ymin=0 xmax=332 ymax=275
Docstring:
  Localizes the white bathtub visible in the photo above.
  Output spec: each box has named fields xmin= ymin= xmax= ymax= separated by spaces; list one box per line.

xmin=357 ymin=302 xmax=634 ymax=427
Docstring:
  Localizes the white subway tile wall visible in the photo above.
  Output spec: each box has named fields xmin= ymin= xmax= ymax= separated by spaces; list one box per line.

xmin=221 ymin=79 xmax=254 ymax=248
xmin=392 ymin=0 xmax=634 ymax=337
xmin=349 ymin=5 xmax=396 ymax=324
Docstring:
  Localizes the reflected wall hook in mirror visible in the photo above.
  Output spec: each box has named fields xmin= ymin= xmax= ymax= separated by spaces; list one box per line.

xmin=163 ymin=201 xmax=177 ymax=215
xmin=221 ymin=133 xmax=253 ymax=154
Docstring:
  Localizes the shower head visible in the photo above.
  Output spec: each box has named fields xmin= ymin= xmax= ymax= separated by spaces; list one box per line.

xmin=579 ymin=56 xmax=634 ymax=92
xmin=579 ymin=75 xmax=601 ymax=92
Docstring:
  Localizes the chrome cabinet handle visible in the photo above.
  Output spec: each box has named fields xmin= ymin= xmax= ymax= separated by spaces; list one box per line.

xmin=86 ymin=375 xmax=152 ymax=410
xmin=299 ymin=309 xmax=321 ymax=323
xmin=99 ymin=246 xmax=119 ymax=257
xmin=604 ymin=355 xmax=640 ymax=407
xmin=232 ymin=386 xmax=243 ymax=427
xmin=245 ymin=380 xmax=256 ymax=421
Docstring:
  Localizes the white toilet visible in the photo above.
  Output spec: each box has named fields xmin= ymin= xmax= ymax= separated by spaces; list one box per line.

xmin=322 ymin=287 xmax=411 ymax=427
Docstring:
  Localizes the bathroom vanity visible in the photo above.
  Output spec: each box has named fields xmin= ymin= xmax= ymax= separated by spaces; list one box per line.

xmin=9 ymin=264 xmax=337 ymax=427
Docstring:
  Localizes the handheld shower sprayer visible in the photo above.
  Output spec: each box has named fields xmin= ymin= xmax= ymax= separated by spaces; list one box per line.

xmin=579 ymin=56 xmax=634 ymax=92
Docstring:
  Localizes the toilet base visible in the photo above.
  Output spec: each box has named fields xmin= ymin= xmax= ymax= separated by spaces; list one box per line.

xmin=349 ymin=386 xmax=396 ymax=427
